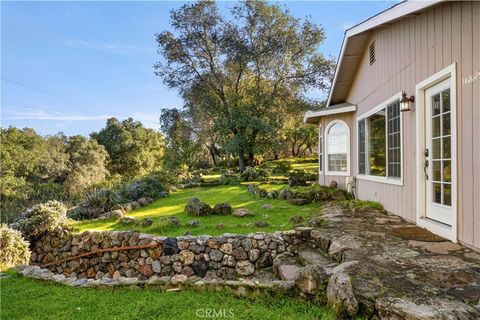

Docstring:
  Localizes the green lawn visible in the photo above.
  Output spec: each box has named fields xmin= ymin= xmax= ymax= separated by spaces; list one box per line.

xmin=0 ymin=271 xmax=333 ymax=320
xmin=72 ymin=184 xmax=320 ymax=237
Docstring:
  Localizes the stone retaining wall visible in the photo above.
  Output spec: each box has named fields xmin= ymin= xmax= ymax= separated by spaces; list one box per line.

xmin=31 ymin=228 xmax=306 ymax=282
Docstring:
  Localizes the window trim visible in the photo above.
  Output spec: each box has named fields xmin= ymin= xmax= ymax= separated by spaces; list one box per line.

xmin=356 ymin=92 xmax=404 ymax=186
xmin=318 ymin=123 xmax=323 ymax=174
xmin=325 ymin=119 xmax=350 ymax=177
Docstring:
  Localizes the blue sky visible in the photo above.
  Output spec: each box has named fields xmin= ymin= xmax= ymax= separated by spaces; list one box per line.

xmin=1 ymin=1 xmax=395 ymax=136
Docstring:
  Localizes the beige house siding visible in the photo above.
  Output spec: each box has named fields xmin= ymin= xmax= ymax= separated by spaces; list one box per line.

xmin=330 ymin=1 xmax=480 ymax=249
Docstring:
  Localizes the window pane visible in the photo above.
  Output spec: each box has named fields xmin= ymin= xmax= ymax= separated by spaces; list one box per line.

xmin=327 ymin=122 xmax=348 ymax=172
xmin=358 ymin=119 xmax=366 ymax=174
xmin=442 ymin=89 xmax=450 ymax=113
xmin=368 ymin=110 xmax=386 ymax=177
xmin=318 ymin=126 xmax=323 ymax=171
xmin=443 ymin=183 xmax=451 ymax=206
xmin=442 ymin=112 xmax=451 ymax=136
xmin=432 ymin=160 xmax=441 ymax=181
xmin=442 ymin=136 xmax=451 ymax=159
xmin=443 ymin=160 xmax=451 ymax=182
xmin=432 ymin=94 xmax=441 ymax=116
xmin=387 ymin=102 xmax=401 ymax=178
xmin=432 ymin=116 xmax=441 ymax=138
xmin=433 ymin=183 xmax=442 ymax=204
xmin=432 ymin=138 xmax=441 ymax=159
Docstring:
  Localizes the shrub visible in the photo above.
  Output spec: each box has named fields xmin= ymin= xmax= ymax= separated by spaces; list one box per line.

xmin=219 ymin=172 xmax=240 ymax=185
xmin=240 ymin=166 xmax=269 ymax=182
xmin=115 ymin=173 xmax=168 ymax=202
xmin=272 ymin=161 xmax=292 ymax=174
xmin=0 ymin=226 xmax=31 ymax=270
xmin=69 ymin=188 xmax=116 ymax=220
xmin=288 ymin=171 xmax=317 ymax=187
xmin=13 ymin=200 xmax=67 ymax=242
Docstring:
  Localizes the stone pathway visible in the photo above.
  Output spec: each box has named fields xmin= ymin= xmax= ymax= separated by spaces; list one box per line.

xmin=288 ymin=203 xmax=480 ymax=319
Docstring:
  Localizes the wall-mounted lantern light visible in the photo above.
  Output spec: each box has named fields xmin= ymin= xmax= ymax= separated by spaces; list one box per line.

xmin=400 ymin=91 xmax=415 ymax=112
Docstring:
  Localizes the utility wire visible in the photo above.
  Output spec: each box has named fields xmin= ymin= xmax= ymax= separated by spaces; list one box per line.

xmin=1 ymin=77 xmax=59 ymax=97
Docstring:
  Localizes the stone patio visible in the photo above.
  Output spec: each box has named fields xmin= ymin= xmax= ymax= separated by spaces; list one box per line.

xmin=283 ymin=203 xmax=480 ymax=319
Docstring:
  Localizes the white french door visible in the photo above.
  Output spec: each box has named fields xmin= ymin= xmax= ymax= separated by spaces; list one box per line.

xmin=424 ymin=78 xmax=454 ymax=225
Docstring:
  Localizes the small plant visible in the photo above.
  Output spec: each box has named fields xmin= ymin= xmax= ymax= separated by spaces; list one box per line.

xmin=0 ymin=226 xmax=31 ymax=270
xmin=337 ymin=199 xmax=384 ymax=211
xmin=13 ymin=200 xmax=67 ymax=242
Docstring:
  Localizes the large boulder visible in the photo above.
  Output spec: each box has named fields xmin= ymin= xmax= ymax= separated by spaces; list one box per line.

xmin=288 ymin=198 xmax=312 ymax=206
xmin=235 ymin=260 xmax=255 ymax=276
xmin=213 ymin=203 xmax=233 ymax=215
xmin=184 ymin=198 xmax=212 ymax=216
xmin=278 ymin=189 xmax=293 ymax=200
xmin=295 ymin=265 xmax=329 ymax=296
xmin=327 ymin=273 xmax=358 ymax=318
xmin=233 ymin=208 xmax=254 ymax=218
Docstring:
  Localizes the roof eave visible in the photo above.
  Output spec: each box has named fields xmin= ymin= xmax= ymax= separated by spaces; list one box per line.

xmin=303 ymin=105 xmax=357 ymax=124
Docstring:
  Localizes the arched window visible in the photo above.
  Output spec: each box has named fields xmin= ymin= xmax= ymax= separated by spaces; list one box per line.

xmin=325 ymin=120 xmax=350 ymax=175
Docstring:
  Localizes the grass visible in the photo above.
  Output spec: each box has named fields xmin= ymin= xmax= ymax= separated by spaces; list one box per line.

xmin=337 ymin=199 xmax=384 ymax=211
xmin=0 ymin=271 xmax=334 ymax=320
xmin=72 ymin=184 xmax=321 ymax=237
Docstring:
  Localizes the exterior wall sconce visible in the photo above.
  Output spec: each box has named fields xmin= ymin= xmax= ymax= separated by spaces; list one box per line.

xmin=400 ymin=91 xmax=415 ymax=112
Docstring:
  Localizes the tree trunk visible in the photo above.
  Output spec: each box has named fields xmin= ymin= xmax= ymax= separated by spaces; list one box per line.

xmin=226 ymin=152 xmax=232 ymax=168
xmin=248 ymin=152 xmax=255 ymax=167
xmin=208 ymin=146 xmax=217 ymax=167
xmin=274 ymin=154 xmax=279 ymax=160
xmin=238 ymin=151 xmax=246 ymax=172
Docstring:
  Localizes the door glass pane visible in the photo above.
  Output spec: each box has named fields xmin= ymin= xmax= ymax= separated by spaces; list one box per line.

xmin=367 ymin=111 xmax=386 ymax=177
xmin=442 ymin=112 xmax=451 ymax=135
xmin=432 ymin=160 xmax=441 ymax=181
xmin=442 ymin=137 xmax=451 ymax=159
xmin=443 ymin=184 xmax=451 ymax=206
xmin=433 ymin=183 xmax=442 ymax=204
xmin=432 ymin=138 xmax=441 ymax=159
xmin=443 ymin=160 xmax=451 ymax=182
xmin=432 ymin=116 xmax=441 ymax=137
xmin=432 ymin=94 xmax=441 ymax=115
xmin=442 ymin=89 xmax=450 ymax=113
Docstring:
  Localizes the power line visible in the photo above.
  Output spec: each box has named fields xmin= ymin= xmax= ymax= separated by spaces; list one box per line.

xmin=1 ymin=77 xmax=59 ymax=97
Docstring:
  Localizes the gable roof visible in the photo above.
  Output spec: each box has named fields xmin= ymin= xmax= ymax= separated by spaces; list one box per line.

xmin=326 ymin=0 xmax=444 ymax=107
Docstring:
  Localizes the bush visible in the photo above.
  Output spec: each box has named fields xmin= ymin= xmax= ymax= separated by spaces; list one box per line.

xmin=69 ymin=188 xmax=116 ymax=220
xmin=115 ymin=173 xmax=168 ymax=202
xmin=288 ymin=171 xmax=317 ymax=187
xmin=272 ymin=161 xmax=292 ymax=174
xmin=13 ymin=200 xmax=67 ymax=242
xmin=0 ymin=226 xmax=31 ymax=270
xmin=240 ymin=166 xmax=269 ymax=182
xmin=219 ymin=171 xmax=240 ymax=185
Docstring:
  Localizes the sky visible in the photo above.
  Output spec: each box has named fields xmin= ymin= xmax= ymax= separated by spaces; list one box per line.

xmin=1 ymin=1 xmax=396 ymax=136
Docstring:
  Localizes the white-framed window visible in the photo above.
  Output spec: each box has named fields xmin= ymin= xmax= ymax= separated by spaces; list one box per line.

xmin=318 ymin=123 xmax=323 ymax=173
xmin=325 ymin=120 xmax=350 ymax=176
xmin=357 ymin=92 xmax=403 ymax=185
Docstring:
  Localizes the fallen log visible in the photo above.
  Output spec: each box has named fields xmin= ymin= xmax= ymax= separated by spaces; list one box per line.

xmin=41 ymin=242 xmax=159 ymax=268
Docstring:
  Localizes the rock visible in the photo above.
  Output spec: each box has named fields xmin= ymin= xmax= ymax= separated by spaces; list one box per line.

xmin=222 ymin=255 xmax=236 ymax=267
xmin=163 ymin=238 xmax=179 ymax=256
xmin=139 ymin=264 xmax=154 ymax=277
xmin=112 ymin=271 xmax=121 ymax=280
xmin=184 ymin=198 xmax=212 ymax=216
xmin=110 ymin=209 xmax=124 ymax=219
xmin=278 ymin=188 xmax=293 ymax=200
xmin=159 ymin=191 xmax=169 ymax=198
xmin=141 ymin=218 xmax=153 ymax=227
xmin=220 ymin=243 xmax=233 ymax=254
xmin=295 ymin=265 xmax=329 ymax=295
xmin=248 ymin=249 xmax=260 ymax=262
xmin=170 ymin=274 xmax=188 ymax=285
xmin=186 ymin=220 xmax=200 ymax=228
xmin=213 ymin=203 xmax=233 ymax=215
xmin=95 ymin=271 xmax=104 ymax=280
xmin=138 ymin=197 xmax=149 ymax=206
xmin=289 ymin=215 xmax=304 ymax=224
xmin=267 ymin=190 xmax=278 ymax=199
xmin=152 ymin=260 xmax=161 ymax=273
xmin=261 ymin=204 xmax=273 ymax=209
xmin=327 ymin=273 xmax=358 ymax=318
xmin=329 ymin=181 xmax=338 ymax=188
xmin=181 ymin=266 xmax=194 ymax=277
xmin=278 ymin=264 xmax=301 ymax=281
xmin=235 ymin=260 xmax=255 ymax=276
xmin=375 ymin=297 xmax=480 ymax=320
xmin=255 ymin=221 xmax=269 ymax=227
xmin=120 ymin=216 xmax=137 ymax=225
xmin=131 ymin=201 xmax=140 ymax=209
xmin=287 ymin=198 xmax=311 ymax=206
xmin=256 ymin=253 xmax=273 ymax=268
xmin=328 ymin=235 xmax=364 ymax=257
xmin=122 ymin=203 xmax=133 ymax=212
xmin=233 ymin=208 xmax=255 ymax=217
xmin=180 ymin=250 xmax=195 ymax=265
xmin=52 ymin=274 xmax=66 ymax=282
xmin=408 ymin=241 xmax=463 ymax=254
xmin=257 ymin=189 xmax=268 ymax=198
xmin=233 ymin=247 xmax=248 ymax=260
xmin=166 ymin=216 xmax=181 ymax=227
xmin=192 ymin=259 xmax=208 ymax=277
xmin=209 ymin=249 xmax=223 ymax=262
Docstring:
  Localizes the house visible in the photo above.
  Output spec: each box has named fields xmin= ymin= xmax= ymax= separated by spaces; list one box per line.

xmin=304 ymin=0 xmax=479 ymax=251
